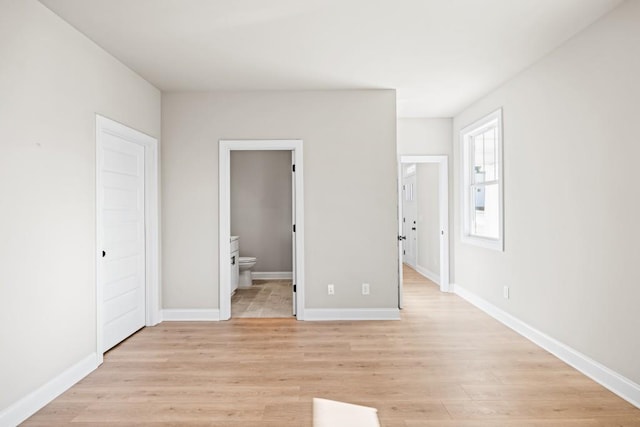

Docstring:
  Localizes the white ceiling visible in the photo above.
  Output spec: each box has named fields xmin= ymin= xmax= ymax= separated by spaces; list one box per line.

xmin=39 ymin=0 xmax=621 ymax=117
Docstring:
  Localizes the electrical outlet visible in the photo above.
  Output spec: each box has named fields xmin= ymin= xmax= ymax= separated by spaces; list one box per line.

xmin=503 ymin=286 xmax=509 ymax=299
xmin=362 ymin=283 xmax=370 ymax=295
xmin=328 ymin=284 xmax=335 ymax=295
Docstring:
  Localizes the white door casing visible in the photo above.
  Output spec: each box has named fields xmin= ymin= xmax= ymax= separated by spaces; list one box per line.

xmin=96 ymin=115 xmax=160 ymax=360
xmin=219 ymin=140 xmax=305 ymax=320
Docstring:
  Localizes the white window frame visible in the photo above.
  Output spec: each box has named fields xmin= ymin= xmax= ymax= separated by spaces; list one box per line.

xmin=460 ymin=108 xmax=504 ymax=251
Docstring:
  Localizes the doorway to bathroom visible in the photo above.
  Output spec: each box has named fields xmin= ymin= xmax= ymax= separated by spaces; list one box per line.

xmin=230 ymin=150 xmax=292 ymax=318
xmin=219 ymin=140 xmax=305 ymax=320
xmin=397 ymin=155 xmax=450 ymax=308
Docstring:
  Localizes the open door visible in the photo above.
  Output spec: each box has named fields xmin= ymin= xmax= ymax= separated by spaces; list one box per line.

xmin=291 ymin=151 xmax=297 ymax=315
xmin=402 ymin=169 xmax=418 ymax=267
xmin=397 ymin=164 xmax=404 ymax=309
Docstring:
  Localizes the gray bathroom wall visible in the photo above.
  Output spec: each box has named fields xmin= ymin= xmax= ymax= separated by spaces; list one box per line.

xmin=231 ymin=150 xmax=292 ymax=272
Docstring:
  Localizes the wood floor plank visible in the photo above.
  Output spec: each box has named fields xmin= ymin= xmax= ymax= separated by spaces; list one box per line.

xmin=443 ymin=397 xmax=640 ymax=419
xmin=22 ymin=265 xmax=640 ymax=425
xmin=404 ymin=420 xmax=601 ymax=426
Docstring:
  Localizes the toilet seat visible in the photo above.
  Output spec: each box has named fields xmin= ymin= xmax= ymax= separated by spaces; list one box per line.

xmin=239 ymin=256 xmax=256 ymax=264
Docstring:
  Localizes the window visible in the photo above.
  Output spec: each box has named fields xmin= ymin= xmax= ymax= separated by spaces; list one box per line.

xmin=403 ymin=164 xmax=416 ymax=201
xmin=460 ymin=109 xmax=503 ymax=251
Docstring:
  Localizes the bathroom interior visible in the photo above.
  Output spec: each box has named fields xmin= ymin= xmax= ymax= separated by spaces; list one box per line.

xmin=229 ymin=150 xmax=294 ymax=318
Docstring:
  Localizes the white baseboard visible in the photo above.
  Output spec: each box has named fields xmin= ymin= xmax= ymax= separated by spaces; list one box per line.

xmin=0 ymin=353 xmax=99 ymax=426
xmin=161 ymin=309 xmax=220 ymax=321
xmin=304 ymin=308 xmax=400 ymax=321
xmin=453 ymin=283 xmax=640 ymax=409
xmin=251 ymin=271 xmax=293 ymax=280
xmin=414 ymin=265 xmax=440 ymax=284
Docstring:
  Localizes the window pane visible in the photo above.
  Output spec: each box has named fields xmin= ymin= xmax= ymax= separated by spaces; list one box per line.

xmin=483 ymin=127 xmax=497 ymax=181
xmin=404 ymin=163 xmax=416 ymax=177
xmin=473 ymin=134 xmax=485 ymax=182
xmin=471 ymin=183 xmax=499 ymax=239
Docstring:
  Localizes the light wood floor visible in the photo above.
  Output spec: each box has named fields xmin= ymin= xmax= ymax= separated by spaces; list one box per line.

xmin=24 ymin=266 xmax=640 ymax=426
xmin=231 ymin=280 xmax=293 ymax=318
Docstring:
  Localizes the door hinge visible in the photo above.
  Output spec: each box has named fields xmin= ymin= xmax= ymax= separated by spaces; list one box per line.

xmin=292 ymin=164 xmax=296 ymax=172
xmin=293 ymin=284 xmax=297 ymax=292
xmin=293 ymin=224 xmax=296 ymax=232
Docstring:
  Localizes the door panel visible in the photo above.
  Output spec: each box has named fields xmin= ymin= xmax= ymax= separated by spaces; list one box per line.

xmin=291 ymin=152 xmax=297 ymax=315
xmin=99 ymin=135 xmax=146 ymax=352
xmin=402 ymin=173 xmax=417 ymax=267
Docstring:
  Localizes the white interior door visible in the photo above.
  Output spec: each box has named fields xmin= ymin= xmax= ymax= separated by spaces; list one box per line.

xmin=402 ymin=172 xmax=418 ymax=267
xmin=397 ymin=166 xmax=404 ymax=309
xmin=99 ymin=132 xmax=146 ymax=352
xmin=291 ymin=151 xmax=297 ymax=315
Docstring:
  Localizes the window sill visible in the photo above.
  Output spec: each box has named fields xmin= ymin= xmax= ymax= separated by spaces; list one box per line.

xmin=461 ymin=234 xmax=503 ymax=252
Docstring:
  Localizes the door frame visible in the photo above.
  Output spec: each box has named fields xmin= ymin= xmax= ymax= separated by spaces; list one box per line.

xmin=398 ymin=155 xmax=450 ymax=306
xmin=219 ymin=140 xmax=305 ymax=320
xmin=96 ymin=115 xmax=161 ymax=363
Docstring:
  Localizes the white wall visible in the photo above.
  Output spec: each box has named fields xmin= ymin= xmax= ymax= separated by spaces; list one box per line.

xmin=397 ymin=118 xmax=452 ymax=156
xmin=162 ymin=90 xmax=397 ymax=310
xmin=231 ymin=150 xmax=292 ymax=272
xmin=453 ymin=1 xmax=640 ymax=384
xmin=416 ymin=163 xmax=440 ymax=278
xmin=0 ymin=0 xmax=161 ymax=413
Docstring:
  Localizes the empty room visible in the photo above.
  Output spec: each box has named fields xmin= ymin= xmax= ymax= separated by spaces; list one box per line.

xmin=1 ymin=0 xmax=639 ymax=425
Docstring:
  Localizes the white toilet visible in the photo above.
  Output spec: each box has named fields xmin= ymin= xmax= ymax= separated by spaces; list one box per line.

xmin=238 ymin=256 xmax=257 ymax=288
